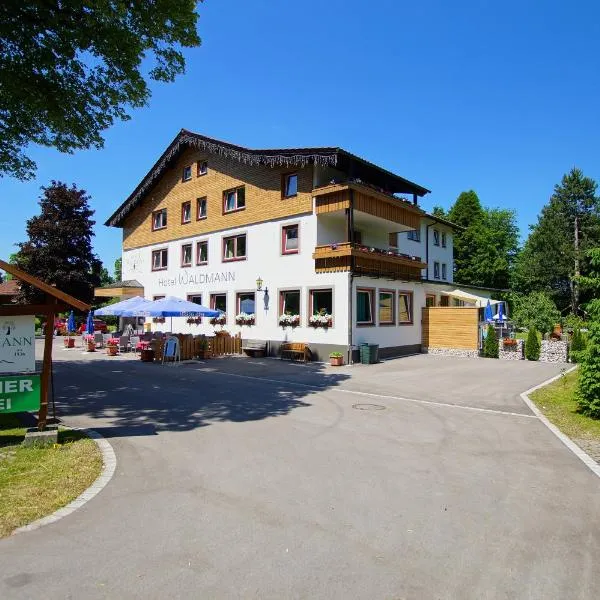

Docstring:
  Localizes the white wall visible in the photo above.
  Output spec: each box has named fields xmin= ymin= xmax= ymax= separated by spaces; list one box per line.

xmin=122 ymin=214 xmax=351 ymax=346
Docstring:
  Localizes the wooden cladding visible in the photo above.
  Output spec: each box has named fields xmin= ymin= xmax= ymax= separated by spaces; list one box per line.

xmin=314 ymin=183 xmax=423 ymax=229
xmin=421 ymin=307 xmax=479 ymax=350
xmin=313 ymin=243 xmax=424 ymax=280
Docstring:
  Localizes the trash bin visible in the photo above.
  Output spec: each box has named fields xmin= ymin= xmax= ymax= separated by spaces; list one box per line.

xmin=360 ymin=343 xmax=379 ymax=364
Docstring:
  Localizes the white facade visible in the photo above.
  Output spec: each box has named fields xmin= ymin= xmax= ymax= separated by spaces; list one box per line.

xmin=397 ymin=218 xmax=454 ymax=283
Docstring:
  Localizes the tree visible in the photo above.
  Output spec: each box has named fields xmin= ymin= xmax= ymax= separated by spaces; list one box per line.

xmin=483 ymin=324 xmax=499 ymax=358
xmin=511 ymin=291 xmax=561 ymax=335
xmin=577 ymin=248 xmax=600 ymax=320
xmin=512 ymin=169 xmax=600 ymax=313
xmin=14 ymin=182 xmax=102 ymax=304
xmin=114 ymin=257 xmax=122 ymax=282
xmin=99 ymin=266 xmax=114 ymax=287
xmin=431 ymin=206 xmax=447 ymax=218
xmin=576 ymin=321 xmax=600 ymax=417
xmin=446 ymin=190 xmax=519 ymax=289
xmin=0 ymin=1 xmax=201 ymax=180
xmin=525 ymin=327 xmax=541 ymax=361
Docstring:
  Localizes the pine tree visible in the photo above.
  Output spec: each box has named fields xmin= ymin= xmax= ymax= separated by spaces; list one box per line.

xmin=14 ymin=182 xmax=102 ymax=304
xmin=483 ymin=324 xmax=499 ymax=358
xmin=525 ymin=327 xmax=541 ymax=361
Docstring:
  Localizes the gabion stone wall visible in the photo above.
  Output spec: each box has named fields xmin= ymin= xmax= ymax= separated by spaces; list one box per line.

xmin=540 ymin=340 xmax=568 ymax=363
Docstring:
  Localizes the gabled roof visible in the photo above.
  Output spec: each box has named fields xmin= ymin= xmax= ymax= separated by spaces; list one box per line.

xmin=0 ymin=279 xmax=19 ymax=296
xmin=106 ymin=129 xmax=431 ymax=227
xmin=423 ymin=213 xmax=465 ymax=231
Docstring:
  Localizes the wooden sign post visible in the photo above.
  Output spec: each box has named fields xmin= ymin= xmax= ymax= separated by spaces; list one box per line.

xmin=0 ymin=259 xmax=90 ymax=430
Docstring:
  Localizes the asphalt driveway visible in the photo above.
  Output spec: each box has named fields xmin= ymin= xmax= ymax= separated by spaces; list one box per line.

xmin=1 ymin=346 xmax=599 ymax=599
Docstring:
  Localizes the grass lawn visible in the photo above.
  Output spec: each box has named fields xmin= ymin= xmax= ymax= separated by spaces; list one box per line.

xmin=530 ymin=369 xmax=600 ymax=446
xmin=0 ymin=414 xmax=103 ymax=537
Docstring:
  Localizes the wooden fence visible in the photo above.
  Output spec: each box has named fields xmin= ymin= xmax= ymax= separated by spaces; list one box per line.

xmin=152 ymin=333 xmax=242 ymax=361
xmin=422 ymin=307 xmax=479 ymax=350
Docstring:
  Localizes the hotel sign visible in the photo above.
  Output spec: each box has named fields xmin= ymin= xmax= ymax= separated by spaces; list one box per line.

xmin=0 ymin=315 xmax=35 ymax=373
xmin=0 ymin=374 xmax=41 ymax=413
xmin=158 ymin=271 xmax=236 ymax=288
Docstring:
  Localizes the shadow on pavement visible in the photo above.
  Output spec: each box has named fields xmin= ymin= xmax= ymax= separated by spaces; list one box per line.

xmin=51 ymin=356 xmax=351 ymax=437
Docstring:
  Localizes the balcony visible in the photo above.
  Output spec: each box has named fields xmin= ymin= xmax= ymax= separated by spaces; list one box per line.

xmin=313 ymin=182 xmax=423 ymax=231
xmin=313 ymin=242 xmax=426 ymax=281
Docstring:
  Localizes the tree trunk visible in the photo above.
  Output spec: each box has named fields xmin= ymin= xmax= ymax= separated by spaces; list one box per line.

xmin=573 ymin=215 xmax=580 ymax=314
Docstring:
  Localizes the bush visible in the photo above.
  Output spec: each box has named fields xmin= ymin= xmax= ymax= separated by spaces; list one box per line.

xmin=576 ymin=321 xmax=600 ymax=418
xmin=569 ymin=328 xmax=587 ymax=363
xmin=525 ymin=327 xmax=541 ymax=361
xmin=511 ymin=291 xmax=561 ymax=336
xmin=483 ymin=324 xmax=499 ymax=358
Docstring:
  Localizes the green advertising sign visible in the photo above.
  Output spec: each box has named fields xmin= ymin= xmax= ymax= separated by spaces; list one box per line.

xmin=0 ymin=374 xmax=41 ymax=413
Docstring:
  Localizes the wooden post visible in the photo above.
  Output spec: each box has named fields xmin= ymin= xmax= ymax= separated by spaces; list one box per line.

xmin=38 ymin=300 xmax=56 ymax=430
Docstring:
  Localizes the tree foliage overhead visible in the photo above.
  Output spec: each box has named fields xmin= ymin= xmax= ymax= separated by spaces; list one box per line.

xmin=512 ymin=169 xmax=600 ymax=313
xmin=0 ymin=1 xmax=201 ymax=180
xmin=14 ymin=181 xmax=102 ymax=304
xmin=446 ymin=190 xmax=519 ymax=289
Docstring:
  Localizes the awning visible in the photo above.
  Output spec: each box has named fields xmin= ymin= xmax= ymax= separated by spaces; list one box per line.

xmin=445 ymin=288 xmax=501 ymax=307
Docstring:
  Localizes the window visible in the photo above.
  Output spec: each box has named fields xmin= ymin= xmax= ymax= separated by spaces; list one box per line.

xmin=222 ymin=234 xmax=247 ymax=261
xmin=282 ymin=224 xmax=299 ymax=254
xmin=441 ymin=232 xmax=447 ymax=248
xmin=353 ymin=230 xmax=362 ymax=245
xmin=197 ymin=161 xmax=208 ymax=176
xmin=378 ymin=290 xmax=395 ymax=325
xmin=153 ymin=295 xmax=165 ymax=301
xmin=388 ymin=233 xmax=398 ymax=249
xmin=441 ymin=263 xmax=447 ymax=280
xmin=434 ymin=261 xmax=440 ymax=279
xmin=181 ymin=244 xmax=192 ymax=267
xmin=310 ymin=289 xmax=333 ymax=316
xmin=398 ymin=292 xmax=413 ymax=324
xmin=151 ymin=248 xmax=168 ymax=271
xmin=426 ymin=294 xmax=436 ymax=307
xmin=181 ymin=201 xmax=191 ymax=224
xmin=407 ymin=229 xmax=421 ymax=242
xmin=280 ymin=290 xmax=300 ymax=316
xmin=152 ymin=208 xmax=167 ymax=231
xmin=196 ymin=196 xmax=207 ymax=220
xmin=237 ymin=292 xmax=256 ymax=315
xmin=433 ymin=229 xmax=440 ymax=246
xmin=356 ymin=288 xmax=375 ymax=325
xmin=196 ymin=240 xmax=208 ymax=265
xmin=210 ymin=293 xmax=227 ymax=319
xmin=440 ymin=295 xmax=450 ymax=307
xmin=182 ymin=165 xmax=192 ymax=182
xmin=188 ymin=294 xmax=203 ymax=305
xmin=283 ymin=173 xmax=298 ymax=198
xmin=223 ymin=186 xmax=245 ymax=213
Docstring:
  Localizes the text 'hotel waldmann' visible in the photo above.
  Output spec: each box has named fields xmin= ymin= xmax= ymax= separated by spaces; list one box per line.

xmin=106 ymin=130 xmax=464 ymax=360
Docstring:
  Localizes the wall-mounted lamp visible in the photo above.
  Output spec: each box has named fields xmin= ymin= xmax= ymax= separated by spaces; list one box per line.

xmin=256 ymin=276 xmax=263 ymax=291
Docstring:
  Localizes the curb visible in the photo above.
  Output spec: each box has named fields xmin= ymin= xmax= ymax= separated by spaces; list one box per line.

xmin=520 ymin=366 xmax=600 ymax=480
xmin=12 ymin=428 xmax=117 ymax=535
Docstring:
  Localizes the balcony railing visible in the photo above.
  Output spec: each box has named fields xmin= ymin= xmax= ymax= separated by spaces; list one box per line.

xmin=313 ymin=242 xmax=427 ymax=280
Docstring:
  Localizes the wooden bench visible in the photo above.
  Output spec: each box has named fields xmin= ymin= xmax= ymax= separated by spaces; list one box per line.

xmin=242 ymin=340 xmax=266 ymax=357
xmin=280 ymin=342 xmax=310 ymax=363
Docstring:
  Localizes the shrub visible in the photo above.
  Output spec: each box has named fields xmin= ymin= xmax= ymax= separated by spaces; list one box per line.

xmin=483 ymin=324 xmax=499 ymax=358
xmin=525 ymin=327 xmax=541 ymax=361
xmin=569 ymin=328 xmax=587 ymax=363
xmin=511 ymin=291 xmax=561 ymax=336
xmin=576 ymin=321 xmax=600 ymax=418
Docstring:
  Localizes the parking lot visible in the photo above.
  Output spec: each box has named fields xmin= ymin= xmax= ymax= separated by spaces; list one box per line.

xmin=1 ymin=343 xmax=599 ymax=599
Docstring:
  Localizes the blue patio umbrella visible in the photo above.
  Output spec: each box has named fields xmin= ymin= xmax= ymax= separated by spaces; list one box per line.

xmin=95 ymin=296 xmax=152 ymax=317
xmin=141 ymin=296 xmax=219 ymax=331
xmin=484 ymin=299 xmax=494 ymax=322
xmin=496 ymin=302 xmax=504 ymax=323
xmin=85 ymin=311 xmax=95 ymax=335
xmin=67 ymin=310 xmax=76 ymax=334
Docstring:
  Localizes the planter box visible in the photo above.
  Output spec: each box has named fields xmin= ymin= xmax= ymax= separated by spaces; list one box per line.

xmin=106 ymin=346 xmax=119 ymax=356
xmin=64 ymin=338 xmax=75 ymax=348
xmin=140 ymin=349 xmax=155 ymax=362
xmin=330 ymin=356 xmax=344 ymax=366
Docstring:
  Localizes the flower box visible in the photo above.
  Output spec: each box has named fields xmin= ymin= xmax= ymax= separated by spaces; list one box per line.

xmin=235 ymin=313 xmax=255 ymax=326
xmin=279 ymin=314 xmax=300 ymax=328
xmin=329 ymin=352 xmax=344 ymax=366
xmin=309 ymin=313 xmax=332 ymax=328
xmin=503 ymin=338 xmax=518 ymax=347
xmin=152 ymin=317 xmax=165 ymax=324
xmin=209 ymin=315 xmax=226 ymax=327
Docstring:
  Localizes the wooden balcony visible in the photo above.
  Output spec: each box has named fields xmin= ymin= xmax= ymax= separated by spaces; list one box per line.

xmin=313 ymin=242 xmax=426 ymax=280
xmin=313 ymin=182 xmax=424 ymax=230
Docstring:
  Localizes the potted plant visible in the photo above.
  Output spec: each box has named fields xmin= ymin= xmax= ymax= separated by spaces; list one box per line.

xmin=106 ymin=338 xmax=119 ymax=356
xmin=329 ymin=352 xmax=344 ymax=366
xmin=235 ymin=312 xmax=255 ymax=326
xmin=64 ymin=335 xmax=75 ymax=348
xmin=503 ymin=338 xmax=518 ymax=349
xmin=210 ymin=314 xmax=226 ymax=328
xmin=196 ymin=337 xmax=209 ymax=359
xmin=86 ymin=339 xmax=96 ymax=352
xmin=152 ymin=317 xmax=166 ymax=324
xmin=309 ymin=311 xmax=332 ymax=328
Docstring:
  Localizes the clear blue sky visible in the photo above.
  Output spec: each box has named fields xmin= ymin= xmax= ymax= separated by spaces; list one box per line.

xmin=2 ymin=0 xmax=599 ymax=273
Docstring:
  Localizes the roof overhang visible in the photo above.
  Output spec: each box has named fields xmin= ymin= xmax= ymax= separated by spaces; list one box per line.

xmin=95 ymin=280 xmax=144 ymax=298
